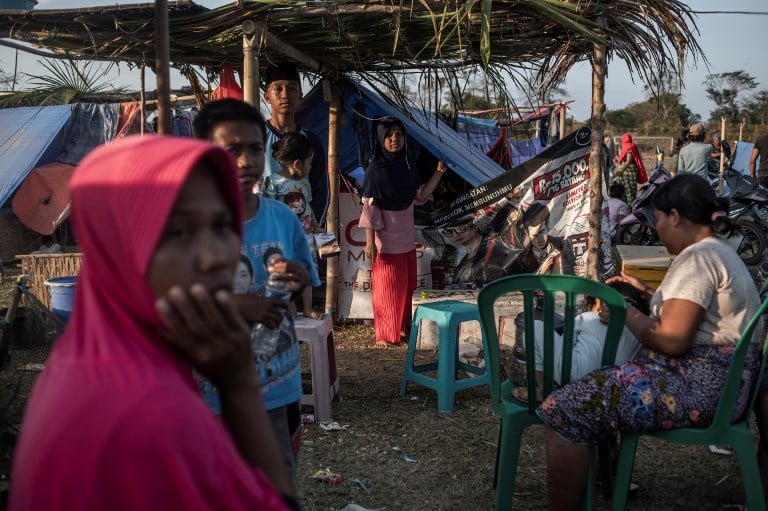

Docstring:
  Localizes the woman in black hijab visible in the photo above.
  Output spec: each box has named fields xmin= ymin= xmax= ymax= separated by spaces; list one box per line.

xmin=359 ymin=116 xmax=447 ymax=348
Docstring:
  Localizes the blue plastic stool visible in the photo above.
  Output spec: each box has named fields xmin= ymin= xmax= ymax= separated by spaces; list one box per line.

xmin=400 ymin=300 xmax=491 ymax=412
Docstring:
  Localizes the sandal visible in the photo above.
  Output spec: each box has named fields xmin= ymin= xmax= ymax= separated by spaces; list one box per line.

xmin=510 ymin=386 xmax=544 ymax=404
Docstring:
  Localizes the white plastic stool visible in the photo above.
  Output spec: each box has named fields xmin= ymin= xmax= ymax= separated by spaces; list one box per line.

xmin=295 ymin=315 xmax=339 ymax=423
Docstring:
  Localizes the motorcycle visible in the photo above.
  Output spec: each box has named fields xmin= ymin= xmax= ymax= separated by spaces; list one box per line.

xmin=615 ymin=164 xmax=671 ymax=246
xmin=617 ymin=161 xmax=768 ymax=267
xmin=718 ymin=166 xmax=768 ymax=267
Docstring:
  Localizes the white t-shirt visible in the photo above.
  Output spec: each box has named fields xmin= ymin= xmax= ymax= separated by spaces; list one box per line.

xmin=649 ymin=236 xmax=759 ymax=346
xmin=533 ymin=311 xmax=640 ymax=383
xmin=606 ymin=197 xmax=629 ymax=236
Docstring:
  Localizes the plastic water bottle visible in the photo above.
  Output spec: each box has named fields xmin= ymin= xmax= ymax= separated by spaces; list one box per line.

xmin=251 ymin=248 xmax=292 ymax=362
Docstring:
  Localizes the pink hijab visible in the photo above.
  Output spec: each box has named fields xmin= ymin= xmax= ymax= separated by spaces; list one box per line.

xmin=615 ymin=133 xmax=648 ymax=183
xmin=10 ymin=135 xmax=286 ymax=511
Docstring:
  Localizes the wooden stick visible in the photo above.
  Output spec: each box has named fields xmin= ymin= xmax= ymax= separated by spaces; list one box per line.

xmin=140 ymin=61 xmax=146 ymax=135
xmin=242 ymin=21 xmax=259 ymax=109
xmin=324 ymin=80 xmax=341 ymax=316
xmin=0 ymin=275 xmax=26 ymax=369
xmin=586 ymin=14 xmax=607 ymax=281
xmin=719 ymin=116 xmax=726 ymax=195
xmin=251 ymin=23 xmax=323 ymax=74
xmin=154 ymin=0 xmax=172 ymax=135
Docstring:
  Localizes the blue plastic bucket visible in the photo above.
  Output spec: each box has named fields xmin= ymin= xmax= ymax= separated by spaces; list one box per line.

xmin=45 ymin=276 xmax=77 ymax=323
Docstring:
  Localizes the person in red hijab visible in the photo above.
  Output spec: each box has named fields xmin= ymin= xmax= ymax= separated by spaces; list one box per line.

xmin=9 ymin=135 xmax=297 ymax=511
xmin=613 ymin=132 xmax=648 ymax=205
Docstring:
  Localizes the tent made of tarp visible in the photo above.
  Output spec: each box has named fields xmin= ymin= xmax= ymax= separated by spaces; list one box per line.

xmin=296 ymin=76 xmax=506 ymax=188
xmin=0 ymin=104 xmax=71 ymax=208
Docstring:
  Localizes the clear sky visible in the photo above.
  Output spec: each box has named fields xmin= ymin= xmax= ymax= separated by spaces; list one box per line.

xmin=1 ymin=0 xmax=766 ymax=125
xmin=562 ymin=0 xmax=768 ymax=122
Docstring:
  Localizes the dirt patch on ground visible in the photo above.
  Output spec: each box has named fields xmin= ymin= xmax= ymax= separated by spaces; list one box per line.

xmin=0 ymin=265 xmax=757 ymax=510
xmin=297 ymin=321 xmax=752 ymax=511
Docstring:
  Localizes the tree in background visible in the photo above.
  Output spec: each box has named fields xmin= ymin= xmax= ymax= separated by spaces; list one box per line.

xmin=0 ymin=66 xmax=13 ymax=90
xmin=0 ymin=58 xmax=126 ymax=108
xmin=703 ymin=71 xmax=758 ymax=126
xmin=603 ymin=69 xmax=697 ymax=138
xmin=740 ymin=90 xmax=768 ymax=135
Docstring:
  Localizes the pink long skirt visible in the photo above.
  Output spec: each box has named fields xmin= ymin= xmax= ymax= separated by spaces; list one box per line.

xmin=371 ymin=249 xmax=417 ymax=344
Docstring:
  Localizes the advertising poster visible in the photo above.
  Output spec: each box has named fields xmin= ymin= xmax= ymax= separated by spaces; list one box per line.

xmin=338 ymin=126 xmax=613 ymax=319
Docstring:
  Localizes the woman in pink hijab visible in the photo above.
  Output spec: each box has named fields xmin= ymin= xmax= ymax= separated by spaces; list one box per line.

xmin=613 ymin=132 xmax=648 ymax=205
xmin=9 ymin=136 xmax=296 ymax=510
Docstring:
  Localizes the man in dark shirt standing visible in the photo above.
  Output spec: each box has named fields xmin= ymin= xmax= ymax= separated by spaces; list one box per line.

xmin=750 ymin=132 xmax=768 ymax=188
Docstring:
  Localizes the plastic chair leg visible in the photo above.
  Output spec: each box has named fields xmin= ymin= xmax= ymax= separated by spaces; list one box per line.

xmin=597 ymin=440 xmax=615 ymax=501
xmin=610 ymin=433 xmax=639 ymax=511
xmin=732 ymin=434 xmax=767 ymax=511
xmin=436 ymin=316 xmax=457 ymax=413
xmin=579 ymin=448 xmax=597 ymax=511
xmin=400 ymin=318 xmax=421 ymax=397
xmin=309 ymin=333 xmax=333 ymax=423
xmin=495 ymin=417 xmax=524 ymax=510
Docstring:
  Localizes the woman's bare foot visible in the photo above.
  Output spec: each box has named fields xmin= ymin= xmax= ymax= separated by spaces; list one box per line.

xmin=304 ymin=310 xmax=325 ymax=320
xmin=374 ymin=340 xmax=389 ymax=349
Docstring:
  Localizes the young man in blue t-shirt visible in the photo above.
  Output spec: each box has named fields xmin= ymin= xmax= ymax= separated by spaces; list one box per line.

xmin=193 ymin=99 xmax=320 ymax=494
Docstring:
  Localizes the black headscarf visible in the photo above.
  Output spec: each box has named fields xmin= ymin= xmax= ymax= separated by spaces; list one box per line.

xmin=361 ymin=117 xmax=422 ymax=211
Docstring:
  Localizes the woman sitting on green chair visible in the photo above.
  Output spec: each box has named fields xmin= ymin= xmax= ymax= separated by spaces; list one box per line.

xmin=537 ymin=174 xmax=762 ymax=510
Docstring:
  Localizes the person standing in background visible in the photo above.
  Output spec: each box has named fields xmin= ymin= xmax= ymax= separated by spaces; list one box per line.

xmin=668 ymin=129 xmax=689 ymax=177
xmin=606 ymin=182 xmax=628 ymax=242
xmin=750 ymin=131 xmax=768 ymax=188
xmin=603 ymin=135 xmax=616 ymax=182
xmin=613 ymin=133 xmax=647 ymax=205
xmin=193 ymin=98 xmax=317 ymax=496
xmin=710 ymin=133 xmax=731 ymax=164
xmin=678 ymin=123 xmax=711 ymax=180
xmin=262 ymin=61 xmax=329 ymax=225
xmin=360 ymin=116 xmax=446 ymax=348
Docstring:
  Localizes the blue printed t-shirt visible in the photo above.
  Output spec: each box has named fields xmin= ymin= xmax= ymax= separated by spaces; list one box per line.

xmin=264 ymin=173 xmax=315 ymax=235
xmin=264 ymin=124 xmax=329 ymax=225
xmin=200 ymin=197 xmax=321 ymax=413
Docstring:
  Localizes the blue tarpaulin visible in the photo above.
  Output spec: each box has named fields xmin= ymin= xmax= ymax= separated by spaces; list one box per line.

xmin=0 ymin=104 xmax=71 ymax=207
xmin=296 ymin=76 xmax=505 ymax=187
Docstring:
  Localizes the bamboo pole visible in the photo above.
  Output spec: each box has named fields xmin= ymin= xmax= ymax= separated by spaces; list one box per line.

xmin=0 ymin=275 xmax=25 ymax=369
xmin=154 ymin=0 xmax=171 ymax=135
xmin=587 ymin=16 xmax=608 ymax=281
xmin=251 ymin=23 xmax=323 ymax=74
xmin=719 ymin=117 xmax=726 ymax=194
xmin=324 ymin=80 xmax=341 ymax=316
xmin=241 ymin=21 xmax=259 ymax=109
xmin=559 ymin=105 xmax=566 ymax=142
xmin=140 ymin=61 xmax=146 ymax=135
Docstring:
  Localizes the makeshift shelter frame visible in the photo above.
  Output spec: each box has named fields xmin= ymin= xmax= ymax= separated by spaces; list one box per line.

xmin=0 ymin=0 xmax=705 ymax=306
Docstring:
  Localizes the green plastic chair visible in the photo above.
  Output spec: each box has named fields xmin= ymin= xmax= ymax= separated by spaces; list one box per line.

xmin=610 ymin=296 xmax=768 ymax=511
xmin=477 ymin=274 xmax=628 ymax=510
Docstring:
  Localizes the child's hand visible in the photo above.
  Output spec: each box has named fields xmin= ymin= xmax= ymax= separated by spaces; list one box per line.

xmin=267 ymin=258 xmax=310 ymax=291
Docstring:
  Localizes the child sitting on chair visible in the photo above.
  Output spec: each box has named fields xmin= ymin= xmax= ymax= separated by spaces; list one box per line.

xmin=513 ymin=282 xmax=645 ymax=403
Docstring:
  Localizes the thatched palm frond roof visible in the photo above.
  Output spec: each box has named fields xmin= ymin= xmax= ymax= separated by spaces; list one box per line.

xmin=1 ymin=0 xmax=702 ymax=95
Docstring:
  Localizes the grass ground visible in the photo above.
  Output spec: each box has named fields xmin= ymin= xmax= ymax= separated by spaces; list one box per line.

xmin=0 ymin=264 xmax=759 ymax=510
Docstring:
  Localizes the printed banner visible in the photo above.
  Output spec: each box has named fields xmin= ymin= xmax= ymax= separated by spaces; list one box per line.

xmin=338 ymin=126 xmax=613 ymax=319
